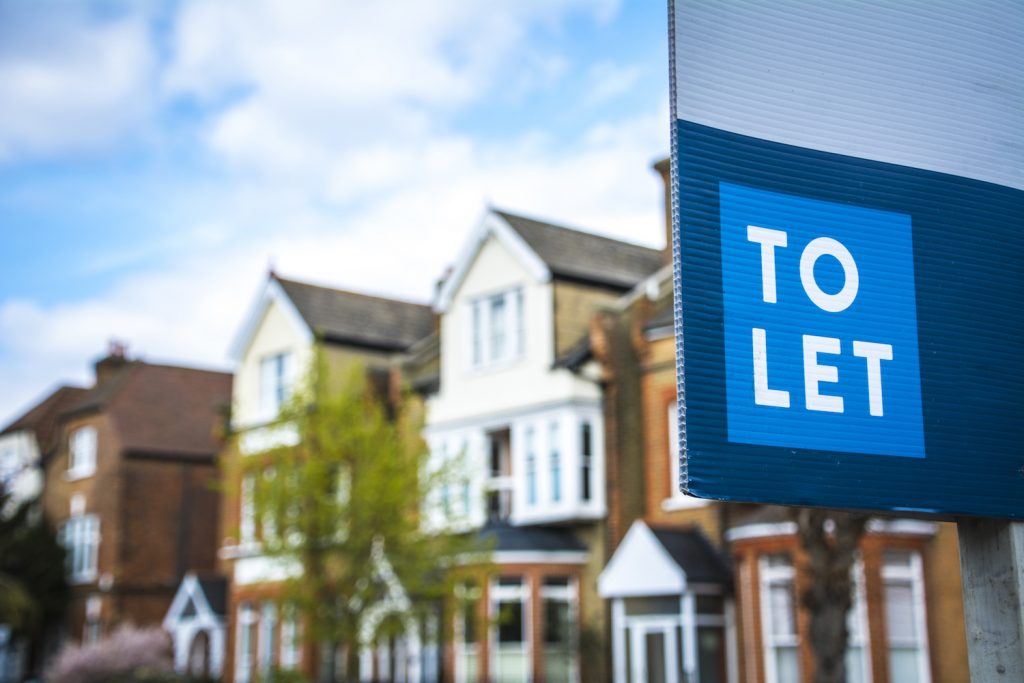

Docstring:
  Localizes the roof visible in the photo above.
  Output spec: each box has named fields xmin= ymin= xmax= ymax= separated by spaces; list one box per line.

xmin=66 ymin=359 xmax=232 ymax=461
xmin=648 ymin=526 xmax=733 ymax=584
xmin=1 ymin=386 xmax=88 ymax=454
xmin=275 ymin=276 xmax=434 ymax=352
xmin=479 ymin=521 xmax=588 ymax=554
xmin=197 ymin=576 xmax=228 ymax=615
xmin=495 ymin=209 xmax=662 ymax=291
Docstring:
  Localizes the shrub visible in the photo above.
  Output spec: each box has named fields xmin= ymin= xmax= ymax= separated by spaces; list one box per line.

xmin=45 ymin=626 xmax=173 ymax=683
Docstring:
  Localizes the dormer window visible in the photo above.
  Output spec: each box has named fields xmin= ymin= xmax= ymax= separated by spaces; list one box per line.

xmin=469 ymin=288 xmax=524 ymax=369
xmin=260 ymin=352 xmax=294 ymax=419
xmin=68 ymin=426 xmax=97 ymax=479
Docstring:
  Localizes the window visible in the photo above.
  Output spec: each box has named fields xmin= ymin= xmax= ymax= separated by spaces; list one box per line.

xmin=60 ymin=513 xmax=100 ymax=583
xmin=456 ymin=580 xmax=481 ymax=682
xmin=280 ymin=604 xmax=301 ymax=670
xmin=469 ymin=288 xmax=524 ymax=369
xmin=846 ymin=560 xmax=870 ymax=683
xmin=486 ymin=429 xmax=512 ymax=521
xmin=542 ymin=577 xmax=576 ymax=683
xmin=236 ymin=603 xmax=257 ymax=683
xmin=525 ymin=428 xmax=537 ymax=506
xmin=260 ymin=351 xmax=294 ymax=419
xmin=240 ymin=474 xmax=256 ymax=544
xmin=580 ymin=422 xmax=593 ymax=502
xmin=760 ymin=554 xmax=799 ymax=683
xmin=549 ymin=422 xmax=561 ymax=503
xmin=492 ymin=576 xmax=529 ymax=683
xmin=68 ymin=426 xmax=97 ymax=478
xmin=259 ymin=601 xmax=277 ymax=674
xmin=884 ymin=550 xmax=930 ymax=683
xmin=663 ymin=401 xmax=705 ymax=510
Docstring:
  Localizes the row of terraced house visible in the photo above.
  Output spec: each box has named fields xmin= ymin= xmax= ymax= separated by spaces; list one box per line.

xmin=1 ymin=159 xmax=970 ymax=683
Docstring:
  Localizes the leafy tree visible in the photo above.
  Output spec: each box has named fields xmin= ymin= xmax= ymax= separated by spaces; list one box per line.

xmin=236 ymin=354 xmax=483 ymax=682
xmin=791 ymin=507 xmax=869 ymax=683
xmin=0 ymin=491 xmax=68 ymax=635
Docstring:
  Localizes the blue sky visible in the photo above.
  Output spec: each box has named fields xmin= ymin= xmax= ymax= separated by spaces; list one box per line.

xmin=0 ymin=0 xmax=670 ymax=425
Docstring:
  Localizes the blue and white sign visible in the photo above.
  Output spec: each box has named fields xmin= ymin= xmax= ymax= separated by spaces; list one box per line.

xmin=720 ymin=183 xmax=924 ymax=459
xmin=670 ymin=0 xmax=1024 ymax=518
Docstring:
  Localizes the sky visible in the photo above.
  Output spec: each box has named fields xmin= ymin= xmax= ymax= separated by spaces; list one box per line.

xmin=0 ymin=0 xmax=670 ymax=426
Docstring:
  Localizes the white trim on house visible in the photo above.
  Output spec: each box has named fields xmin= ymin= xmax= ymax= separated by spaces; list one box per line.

xmin=491 ymin=551 xmax=589 ymax=566
xmin=163 ymin=573 xmax=226 ymax=678
xmin=726 ymin=519 xmax=937 ymax=543
xmin=434 ymin=211 xmax=551 ymax=314
xmin=228 ymin=278 xmax=314 ymax=364
xmin=598 ymin=521 xmax=688 ymax=597
xmin=725 ymin=522 xmax=799 ymax=543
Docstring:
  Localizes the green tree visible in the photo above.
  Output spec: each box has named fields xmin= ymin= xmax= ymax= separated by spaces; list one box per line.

xmin=0 ymin=491 xmax=68 ymax=674
xmin=237 ymin=354 xmax=483 ymax=683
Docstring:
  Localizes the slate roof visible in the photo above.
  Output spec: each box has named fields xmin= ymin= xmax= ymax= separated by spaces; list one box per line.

xmin=479 ymin=521 xmax=588 ymax=554
xmin=197 ymin=576 xmax=228 ymax=616
xmin=275 ymin=276 xmax=434 ymax=352
xmin=1 ymin=385 xmax=88 ymax=454
xmin=66 ymin=359 xmax=232 ymax=461
xmin=495 ymin=210 xmax=662 ymax=291
xmin=648 ymin=525 xmax=733 ymax=585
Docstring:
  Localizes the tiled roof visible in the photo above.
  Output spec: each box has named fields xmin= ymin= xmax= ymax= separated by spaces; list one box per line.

xmin=275 ymin=276 xmax=434 ymax=352
xmin=479 ymin=521 xmax=588 ymax=554
xmin=495 ymin=209 xmax=662 ymax=290
xmin=1 ymin=385 xmax=88 ymax=454
xmin=67 ymin=360 xmax=231 ymax=461
xmin=648 ymin=526 xmax=733 ymax=585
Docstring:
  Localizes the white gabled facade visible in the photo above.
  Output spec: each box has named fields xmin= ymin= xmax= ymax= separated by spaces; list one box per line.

xmin=426 ymin=211 xmax=606 ymax=528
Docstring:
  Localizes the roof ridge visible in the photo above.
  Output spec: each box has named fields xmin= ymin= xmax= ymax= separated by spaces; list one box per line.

xmin=494 ymin=208 xmax=661 ymax=253
xmin=274 ymin=274 xmax=431 ymax=309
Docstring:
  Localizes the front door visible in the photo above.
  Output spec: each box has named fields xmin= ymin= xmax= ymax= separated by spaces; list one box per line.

xmin=628 ymin=618 xmax=680 ymax=683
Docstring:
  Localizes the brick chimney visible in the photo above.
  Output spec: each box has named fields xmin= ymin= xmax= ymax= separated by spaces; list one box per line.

xmin=653 ymin=157 xmax=672 ymax=265
xmin=94 ymin=339 xmax=129 ymax=386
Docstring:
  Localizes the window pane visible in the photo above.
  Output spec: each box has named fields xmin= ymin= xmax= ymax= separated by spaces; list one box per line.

xmin=885 ymin=583 xmax=916 ymax=642
xmin=525 ymin=428 xmax=537 ymax=505
xmin=775 ymin=647 xmax=799 ymax=683
xmin=490 ymin=295 xmax=507 ymax=361
xmin=550 ymin=422 xmax=561 ymax=502
xmin=889 ymin=647 xmax=921 ymax=683
xmin=645 ymin=632 xmax=667 ymax=683
xmin=769 ymin=584 xmax=797 ymax=637
xmin=471 ymin=301 xmax=482 ymax=366
xmin=580 ymin=422 xmax=592 ymax=502
xmin=697 ymin=627 xmax=725 ymax=683
xmin=624 ymin=596 xmax=679 ymax=617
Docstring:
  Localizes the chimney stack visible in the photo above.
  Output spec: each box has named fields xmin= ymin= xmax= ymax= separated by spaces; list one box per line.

xmin=94 ymin=339 xmax=129 ymax=386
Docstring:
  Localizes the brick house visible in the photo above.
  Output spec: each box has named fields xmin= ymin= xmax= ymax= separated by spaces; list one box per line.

xmin=213 ymin=273 xmax=434 ymax=683
xmin=594 ymin=160 xmax=970 ymax=683
xmin=1 ymin=385 xmax=88 ymax=681
xmin=40 ymin=345 xmax=231 ymax=646
xmin=417 ymin=208 xmax=664 ymax=683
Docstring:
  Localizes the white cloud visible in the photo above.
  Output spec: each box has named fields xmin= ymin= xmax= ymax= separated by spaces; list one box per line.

xmin=0 ymin=5 xmax=156 ymax=161
xmin=585 ymin=61 xmax=644 ymax=106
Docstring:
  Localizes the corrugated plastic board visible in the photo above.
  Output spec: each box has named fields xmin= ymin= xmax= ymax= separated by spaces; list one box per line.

xmin=669 ymin=0 xmax=1024 ymax=518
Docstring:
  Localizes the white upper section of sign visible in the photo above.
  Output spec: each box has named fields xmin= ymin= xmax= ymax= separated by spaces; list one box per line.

xmin=673 ymin=0 xmax=1023 ymax=190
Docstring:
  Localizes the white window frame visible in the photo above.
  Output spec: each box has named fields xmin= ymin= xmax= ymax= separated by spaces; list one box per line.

xmin=68 ymin=426 xmax=97 ymax=480
xmin=61 ymin=512 xmax=100 ymax=584
xmin=549 ymin=421 xmax=561 ymax=504
xmin=279 ymin=604 xmax=301 ymax=670
xmin=759 ymin=554 xmax=800 ymax=683
xmin=662 ymin=401 xmax=707 ymax=511
xmin=259 ymin=601 xmax=277 ymax=674
xmin=468 ymin=287 xmax=525 ymax=371
xmin=846 ymin=559 xmax=872 ymax=683
xmin=259 ymin=351 xmax=295 ymax=420
xmin=455 ymin=581 xmax=482 ymax=683
xmin=240 ymin=474 xmax=256 ymax=545
xmin=490 ymin=576 xmax=532 ymax=683
xmin=235 ymin=602 xmax=257 ymax=683
xmin=540 ymin=576 xmax=579 ymax=683
xmin=882 ymin=550 xmax=932 ymax=683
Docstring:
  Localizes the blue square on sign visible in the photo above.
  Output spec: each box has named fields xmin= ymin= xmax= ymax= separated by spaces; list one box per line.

xmin=720 ymin=182 xmax=925 ymax=458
